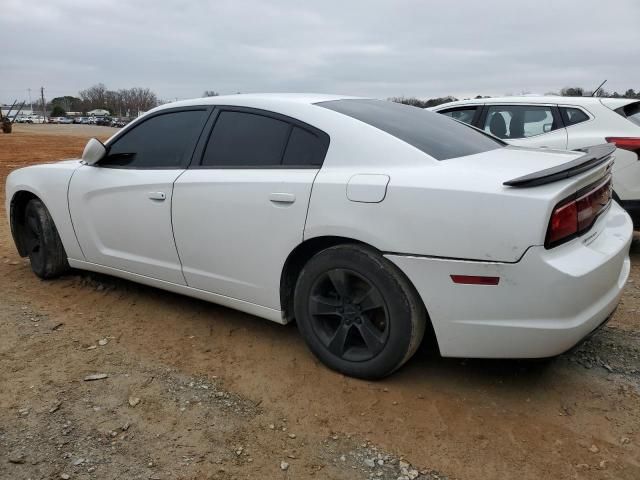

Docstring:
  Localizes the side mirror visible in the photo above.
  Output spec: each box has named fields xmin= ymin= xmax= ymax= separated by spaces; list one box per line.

xmin=543 ymin=123 xmax=552 ymax=133
xmin=82 ymin=138 xmax=107 ymax=165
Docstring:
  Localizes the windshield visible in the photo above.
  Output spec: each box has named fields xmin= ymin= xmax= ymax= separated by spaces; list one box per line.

xmin=317 ymin=99 xmax=504 ymax=160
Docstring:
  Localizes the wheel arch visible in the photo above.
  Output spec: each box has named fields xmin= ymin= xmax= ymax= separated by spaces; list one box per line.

xmin=279 ymin=235 xmax=439 ymax=353
xmin=9 ymin=190 xmax=40 ymax=257
xmin=280 ymin=236 xmax=365 ymax=322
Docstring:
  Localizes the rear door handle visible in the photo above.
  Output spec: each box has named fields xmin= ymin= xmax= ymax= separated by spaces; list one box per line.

xmin=148 ymin=191 xmax=166 ymax=201
xmin=269 ymin=192 xmax=296 ymax=204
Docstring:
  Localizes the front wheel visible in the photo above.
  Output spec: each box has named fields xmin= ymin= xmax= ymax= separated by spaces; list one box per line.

xmin=294 ymin=244 xmax=427 ymax=379
xmin=23 ymin=199 xmax=70 ymax=279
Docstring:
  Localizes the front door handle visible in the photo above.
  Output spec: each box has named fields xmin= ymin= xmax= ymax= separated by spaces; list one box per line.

xmin=269 ymin=192 xmax=296 ymax=204
xmin=148 ymin=191 xmax=166 ymax=201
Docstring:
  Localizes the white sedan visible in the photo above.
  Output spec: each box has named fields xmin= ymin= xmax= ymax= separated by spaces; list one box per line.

xmin=5 ymin=94 xmax=633 ymax=378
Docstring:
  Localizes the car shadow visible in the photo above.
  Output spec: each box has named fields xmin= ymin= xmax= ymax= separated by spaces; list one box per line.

xmin=63 ymin=268 xmax=615 ymax=390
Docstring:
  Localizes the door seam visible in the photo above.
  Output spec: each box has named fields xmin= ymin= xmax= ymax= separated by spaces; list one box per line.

xmin=66 ymin=166 xmax=87 ymax=260
xmin=171 ymin=169 xmax=190 ymax=285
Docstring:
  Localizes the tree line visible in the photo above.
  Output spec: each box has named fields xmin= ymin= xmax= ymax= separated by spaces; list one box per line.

xmin=42 ymin=84 xmax=160 ymax=117
xmin=34 ymin=84 xmax=640 ymax=117
xmin=390 ymin=86 xmax=640 ymax=108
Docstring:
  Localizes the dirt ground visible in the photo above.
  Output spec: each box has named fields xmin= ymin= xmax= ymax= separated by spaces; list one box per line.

xmin=1 ymin=124 xmax=639 ymax=480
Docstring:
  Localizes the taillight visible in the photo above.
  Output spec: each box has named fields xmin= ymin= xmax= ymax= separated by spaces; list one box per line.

xmin=545 ymin=176 xmax=612 ymax=248
xmin=605 ymin=137 xmax=640 ymax=153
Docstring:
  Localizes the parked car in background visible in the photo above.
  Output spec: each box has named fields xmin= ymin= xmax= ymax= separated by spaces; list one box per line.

xmin=5 ymin=94 xmax=632 ymax=378
xmin=58 ymin=117 xmax=73 ymax=124
xmin=113 ymin=118 xmax=132 ymax=128
xmin=431 ymin=96 xmax=640 ymax=226
xmin=73 ymin=117 xmax=85 ymax=124
xmin=95 ymin=117 xmax=113 ymax=126
xmin=23 ymin=115 xmax=45 ymax=124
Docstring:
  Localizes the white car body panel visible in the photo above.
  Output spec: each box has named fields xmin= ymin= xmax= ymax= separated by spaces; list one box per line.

xmin=172 ymin=168 xmax=318 ymax=310
xmin=5 ymin=93 xmax=634 ymax=362
xmin=5 ymin=160 xmax=84 ymax=259
xmin=306 ymin=146 xmax=610 ymax=262
xmin=387 ymin=201 xmax=631 ymax=357
xmin=68 ymin=166 xmax=186 ymax=284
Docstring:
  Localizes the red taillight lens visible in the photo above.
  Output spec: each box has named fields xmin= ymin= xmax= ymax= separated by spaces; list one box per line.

xmin=548 ymin=201 xmax=578 ymax=246
xmin=545 ymin=176 xmax=612 ymax=248
xmin=605 ymin=137 xmax=640 ymax=153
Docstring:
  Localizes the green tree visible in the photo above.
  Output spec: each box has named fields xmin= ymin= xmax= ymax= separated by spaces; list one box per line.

xmin=50 ymin=105 xmax=66 ymax=117
xmin=560 ymin=87 xmax=584 ymax=97
xmin=49 ymin=96 xmax=83 ymax=112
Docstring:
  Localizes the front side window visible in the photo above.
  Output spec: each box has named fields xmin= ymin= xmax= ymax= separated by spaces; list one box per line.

xmin=560 ymin=107 xmax=590 ymax=126
xmin=317 ymin=99 xmax=502 ymax=161
xmin=440 ymin=107 xmax=478 ymax=125
xmin=483 ymin=105 xmax=558 ymax=139
xmin=101 ymin=110 xmax=207 ymax=168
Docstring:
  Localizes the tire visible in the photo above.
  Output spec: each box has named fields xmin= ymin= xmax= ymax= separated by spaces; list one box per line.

xmin=294 ymin=244 xmax=427 ymax=379
xmin=23 ymin=199 xmax=69 ymax=279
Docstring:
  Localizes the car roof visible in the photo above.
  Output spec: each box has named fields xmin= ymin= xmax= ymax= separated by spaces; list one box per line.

xmin=431 ymin=95 xmax=637 ymax=110
xmin=151 ymin=93 xmax=365 ymax=113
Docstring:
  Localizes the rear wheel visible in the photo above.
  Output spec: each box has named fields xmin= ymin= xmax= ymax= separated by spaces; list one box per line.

xmin=23 ymin=199 xmax=69 ymax=279
xmin=294 ymin=244 xmax=426 ymax=379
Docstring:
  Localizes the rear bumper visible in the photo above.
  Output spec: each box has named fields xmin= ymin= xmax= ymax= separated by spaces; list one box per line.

xmin=386 ymin=202 xmax=633 ymax=358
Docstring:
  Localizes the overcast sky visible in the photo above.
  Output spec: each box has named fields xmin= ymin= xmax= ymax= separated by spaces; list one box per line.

xmin=2 ymin=0 xmax=639 ymax=103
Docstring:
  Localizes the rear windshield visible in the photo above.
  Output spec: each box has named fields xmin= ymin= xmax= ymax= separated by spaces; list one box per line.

xmin=615 ymin=101 xmax=640 ymax=127
xmin=317 ymin=99 xmax=503 ymax=160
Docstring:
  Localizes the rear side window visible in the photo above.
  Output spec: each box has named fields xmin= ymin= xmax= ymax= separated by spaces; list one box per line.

xmin=560 ymin=107 xmax=590 ymax=126
xmin=201 ymin=110 xmax=329 ymax=168
xmin=615 ymin=101 xmax=640 ymax=127
xmin=202 ymin=111 xmax=290 ymax=167
xmin=282 ymin=127 xmax=326 ymax=166
xmin=317 ymin=99 xmax=502 ymax=160
xmin=439 ymin=107 xmax=478 ymax=125
xmin=483 ymin=105 xmax=559 ymax=139
xmin=102 ymin=110 xmax=207 ymax=168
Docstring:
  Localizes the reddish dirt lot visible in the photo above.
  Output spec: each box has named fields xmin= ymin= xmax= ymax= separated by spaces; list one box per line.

xmin=1 ymin=124 xmax=639 ymax=479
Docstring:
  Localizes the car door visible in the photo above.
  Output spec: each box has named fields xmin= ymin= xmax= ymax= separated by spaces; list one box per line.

xmin=172 ymin=107 xmax=329 ymax=310
xmin=68 ymin=107 xmax=211 ymax=284
xmin=480 ymin=104 xmax=568 ymax=149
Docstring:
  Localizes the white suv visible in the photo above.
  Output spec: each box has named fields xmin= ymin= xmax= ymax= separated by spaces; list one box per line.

xmin=431 ymin=96 xmax=640 ymax=226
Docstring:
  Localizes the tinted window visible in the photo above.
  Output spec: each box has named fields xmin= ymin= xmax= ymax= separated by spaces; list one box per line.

xmin=440 ymin=107 xmax=477 ymax=125
xmin=483 ymin=105 xmax=558 ymax=139
xmin=318 ymin=99 xmax=502 ymax=161
xmin=560 ymin=107 xmax=589 ymax=126
xmin=282 ymin=127 xmax=326 ymax=166
xmin=615 ymin=101 xmax=640 ymax=127
xmin=102 ymin=110 xmax=207 ymax=168
xmin=202 ymin=111 xmax=290 ymax=167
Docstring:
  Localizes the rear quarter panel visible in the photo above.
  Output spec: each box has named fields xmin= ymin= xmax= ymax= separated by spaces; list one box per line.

xmin=305 ymin=146 xmax=610 ymax=263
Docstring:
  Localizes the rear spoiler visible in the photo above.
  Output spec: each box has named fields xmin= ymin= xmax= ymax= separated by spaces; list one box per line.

xmin=503 ymin=143 xmax=615 ymax=188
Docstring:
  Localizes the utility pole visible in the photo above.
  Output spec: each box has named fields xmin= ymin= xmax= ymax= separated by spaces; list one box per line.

xmin=40 ymin=87 xmax=46 ymax=121
xmin=27 ymin=88 xmax=32 ymax=111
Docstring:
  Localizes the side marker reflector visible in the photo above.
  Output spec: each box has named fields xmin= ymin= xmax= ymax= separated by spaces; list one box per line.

xmin=450 ymin=275 xmax=500 ymax=285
